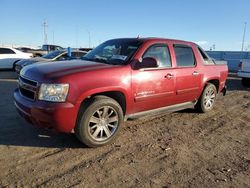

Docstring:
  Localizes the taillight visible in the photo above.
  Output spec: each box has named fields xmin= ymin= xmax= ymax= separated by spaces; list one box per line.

xmin=238 ymin=62 xmax=242 ymax=70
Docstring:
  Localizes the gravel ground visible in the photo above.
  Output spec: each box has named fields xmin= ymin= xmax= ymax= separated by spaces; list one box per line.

xmin=0 ymin=71 xmax=249 ymax=188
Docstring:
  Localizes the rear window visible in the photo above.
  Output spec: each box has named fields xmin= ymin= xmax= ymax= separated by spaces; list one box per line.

xmin=174 ymin=45 xmax=195 ymax=67
xmin=197 ymin=46 xmax=209 ymax=60
xmin=0 ymin=48 xmax=15 ymax=54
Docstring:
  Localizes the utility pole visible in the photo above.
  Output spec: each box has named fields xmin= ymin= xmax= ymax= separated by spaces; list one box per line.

xmin=75 ymin=25 xmax=79 ymax=48
xmin=42 ymin=21 xmax=48 ymax=44
xmin=241 ymin=22 xmax=247 ymax=51
xmin=52 ymin=31 xmax=55 ymax=45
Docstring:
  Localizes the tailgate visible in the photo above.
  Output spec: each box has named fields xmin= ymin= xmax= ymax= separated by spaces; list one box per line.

xmin=241 ymin=59 xmax=250 ymax=72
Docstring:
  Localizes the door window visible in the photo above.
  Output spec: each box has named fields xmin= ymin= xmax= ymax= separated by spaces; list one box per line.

xmin=174 ymin=45 xmax=195 ymax=67
xmin=0 ymin=48 xmax=15 ymax=54
xmin=143 ymin=44 xmax=172 ymax=68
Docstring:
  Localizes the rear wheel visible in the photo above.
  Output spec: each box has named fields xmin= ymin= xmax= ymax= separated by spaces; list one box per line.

xmin=241 ymin=78 xmax=250 ymax=87
xmin=75 ymin=96 xmax=123 ymax=147
xmin=195 ymin=83 xmax=217 ymax=113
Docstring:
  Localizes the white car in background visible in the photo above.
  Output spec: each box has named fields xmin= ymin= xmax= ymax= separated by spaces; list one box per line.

xmin=238 ymin=59 xmax=250 ymax=87
xmin=0 ymin=47 xmax=33 ymax=69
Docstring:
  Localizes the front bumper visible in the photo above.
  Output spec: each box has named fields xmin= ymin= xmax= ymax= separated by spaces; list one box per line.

xmin=14 ymin=88 xmax=78 ymax=133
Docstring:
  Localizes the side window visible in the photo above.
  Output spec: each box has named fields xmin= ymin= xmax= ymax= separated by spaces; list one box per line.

xmin=197 ymin=46 xmax=209 ymax=60
xmin=55 ymin=46 xmax=62 ymax=51
xmin=57 ymin=53 xmax=69 ymax=60
xmin=143 ymin=44 xmax=172 ymax=68
xmin=50 ymin=46 xmax=56 ymax=51
xmin=0 ymin=48 xmax=4 ymax=54
xmin=0 ymin=48 xmax=15 ymax=54
xmin=72 ymin=52 xmax=86 ymax=58
xmin=174 ymin=45 xmax=195 ymax=67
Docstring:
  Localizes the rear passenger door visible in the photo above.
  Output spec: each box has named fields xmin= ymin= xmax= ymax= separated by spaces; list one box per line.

xmin=174 ymin=44 xmax=202 ymax=103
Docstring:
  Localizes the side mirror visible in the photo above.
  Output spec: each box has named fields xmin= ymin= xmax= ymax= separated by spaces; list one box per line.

xmin=139 ymin=57 xmax=159 ymax=69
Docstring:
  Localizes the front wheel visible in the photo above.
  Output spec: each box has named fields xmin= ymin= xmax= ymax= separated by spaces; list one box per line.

xmin=195 ymin=83 xmax=217 ymax=113
xmin=75 ymin=96 xmax=124 ymax=147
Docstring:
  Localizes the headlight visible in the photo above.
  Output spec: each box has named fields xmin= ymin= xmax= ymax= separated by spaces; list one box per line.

xmin=38 ymin=83 xmax=69 ymax=102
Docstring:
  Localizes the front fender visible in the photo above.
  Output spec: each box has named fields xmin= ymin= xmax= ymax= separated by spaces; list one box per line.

xmin=75 ymin=86 xmax=132 ymax=114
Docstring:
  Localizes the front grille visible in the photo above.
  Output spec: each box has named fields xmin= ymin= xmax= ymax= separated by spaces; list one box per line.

xmin=19 ymin=76 xmax=37 ymax=87
xmin=20 ymin=87 xmax=35 ymax=100
xmin=19 ymin=76 xmax=38 ymax=100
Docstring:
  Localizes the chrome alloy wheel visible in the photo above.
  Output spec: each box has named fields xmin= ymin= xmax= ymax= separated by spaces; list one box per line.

xmin=88 ymin=106 xmax=119 ymax=141
xmin=203 ymin=87 xmax=216 ymax=109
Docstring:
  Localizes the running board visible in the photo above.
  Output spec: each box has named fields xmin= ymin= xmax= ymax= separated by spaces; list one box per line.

xmin=125 ymin=101 xmax=197 ymax=121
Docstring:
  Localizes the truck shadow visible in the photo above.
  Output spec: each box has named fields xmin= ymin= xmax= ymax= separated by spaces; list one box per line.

xmin=0 ymin=123 xmax=87 ymax=149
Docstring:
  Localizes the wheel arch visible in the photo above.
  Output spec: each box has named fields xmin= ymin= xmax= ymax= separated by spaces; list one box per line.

xmin=77 ymin=90 xmax=127 ymax=116
xmin=204 ymin=78 xmax=220 ymax=93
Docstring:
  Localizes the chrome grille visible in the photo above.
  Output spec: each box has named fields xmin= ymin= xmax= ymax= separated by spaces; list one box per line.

xmin=19 ymin=76 xmax=38 ymax=100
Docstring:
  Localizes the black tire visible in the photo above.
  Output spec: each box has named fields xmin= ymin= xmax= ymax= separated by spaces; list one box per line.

xmin=195 ymin=83 xmax=217 ymax=113
xmin=75 ymin=96 xmax=124 ymax=147
xmin=241 ymin=78 xmax=250 ymax=87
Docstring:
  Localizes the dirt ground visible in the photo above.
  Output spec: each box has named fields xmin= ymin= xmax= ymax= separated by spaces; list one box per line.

xmin=0 ymin=71 xmax=249 ymax=188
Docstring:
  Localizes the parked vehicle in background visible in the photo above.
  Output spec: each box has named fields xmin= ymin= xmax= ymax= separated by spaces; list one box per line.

xmin=15 ymin=50 xmax=87 ymax=74
xmin=79 ymin=48 xmax=93 ymax=52
xmin=17 ymin=44 xmax=64 ymax=57
xmin=14 ymin=38 xmax=228 ymax=148
xmin=238 ymin=59 xmax=250 ymax=87
xmin=42 ymin=44 xmax=63 ymax=52
xmin=16 ymin=47 xmax=33 ymax=52
xmin=0 ymin=47 xmax=33 ymax=69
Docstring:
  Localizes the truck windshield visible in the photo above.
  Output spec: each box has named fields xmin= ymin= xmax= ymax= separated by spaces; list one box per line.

xmin=42 ymin=50 xmax=63 ymax=59
xmin=82 ymin=39 xmax=142 ymax=65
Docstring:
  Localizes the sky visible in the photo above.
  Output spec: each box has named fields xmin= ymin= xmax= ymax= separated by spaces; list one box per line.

xmin=0 ymin=0 xmax=250 ymax=51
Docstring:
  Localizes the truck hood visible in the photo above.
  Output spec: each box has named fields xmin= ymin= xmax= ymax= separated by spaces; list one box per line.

xmin=21 ymin=60 xmax=114 ymax=82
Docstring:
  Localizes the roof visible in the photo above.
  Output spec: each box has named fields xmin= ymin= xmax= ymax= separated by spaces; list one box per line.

xmin=107 ymin=37 xmax=195 ymax=45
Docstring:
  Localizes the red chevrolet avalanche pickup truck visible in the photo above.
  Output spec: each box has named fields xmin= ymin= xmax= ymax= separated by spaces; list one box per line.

xmin=14 ymin=38 xmax=228 ymax=147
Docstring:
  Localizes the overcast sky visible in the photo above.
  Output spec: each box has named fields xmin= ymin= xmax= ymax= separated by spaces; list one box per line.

xmin=0 ymin=0 xmax=250 ymax=50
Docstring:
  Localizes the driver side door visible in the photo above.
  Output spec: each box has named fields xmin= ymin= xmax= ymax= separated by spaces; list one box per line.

xmin=131 ymin=43 xmax=176 ymax=113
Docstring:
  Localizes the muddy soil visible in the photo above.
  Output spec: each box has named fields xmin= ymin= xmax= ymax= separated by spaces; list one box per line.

xmin=0 ymin=71 xmax=249 ymax=188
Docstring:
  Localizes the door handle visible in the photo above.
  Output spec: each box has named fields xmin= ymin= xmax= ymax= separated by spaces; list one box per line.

xmin=192 ymin=71 xmax=199 ymax=76
xmin=165 ymin=73 xmax=174 ymax=79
